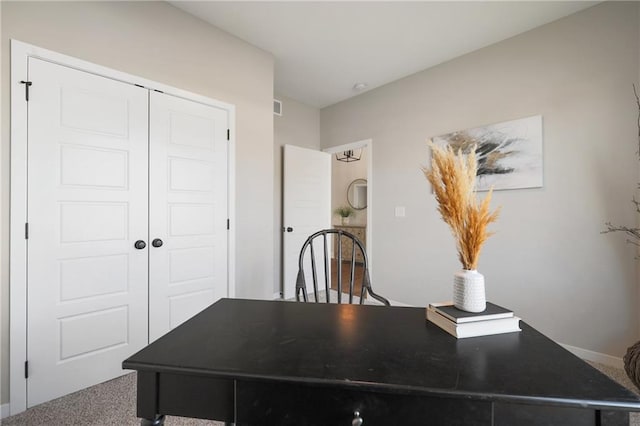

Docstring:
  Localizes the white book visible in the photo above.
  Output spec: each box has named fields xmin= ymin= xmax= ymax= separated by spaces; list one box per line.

xmin=426 ymin=306 xmax=521 ymax=339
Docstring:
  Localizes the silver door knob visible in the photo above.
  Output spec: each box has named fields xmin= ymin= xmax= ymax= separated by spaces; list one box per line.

xmin=352 ymin=411 xmax=363 ymax=426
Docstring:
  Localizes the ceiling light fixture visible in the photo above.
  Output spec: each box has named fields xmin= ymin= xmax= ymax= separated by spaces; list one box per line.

xmin=335 ymin=149 xmax=362 ymax=163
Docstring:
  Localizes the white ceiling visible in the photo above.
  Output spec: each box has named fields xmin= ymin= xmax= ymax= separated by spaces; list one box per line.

xmin=169 ymin=1 xmax=599 ymax=108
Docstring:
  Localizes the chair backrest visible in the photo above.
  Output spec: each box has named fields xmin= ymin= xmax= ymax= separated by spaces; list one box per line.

xmin=295 ymin=229 xmax=390 ymax=305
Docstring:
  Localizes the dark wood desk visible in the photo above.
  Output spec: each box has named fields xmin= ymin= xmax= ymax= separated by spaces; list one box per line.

xmin=123 ymin=298 xmax=640 ymax=425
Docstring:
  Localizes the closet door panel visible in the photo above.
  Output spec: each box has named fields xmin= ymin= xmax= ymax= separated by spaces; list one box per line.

xmin=26 ymin=58 xmax=149 ymax=407
xmin=148 ymin=92 xmax=229 ymax=342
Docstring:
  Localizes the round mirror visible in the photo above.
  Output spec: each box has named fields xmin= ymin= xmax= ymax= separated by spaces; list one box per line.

xmin=347 ymin=179 xmax=367 ymax=210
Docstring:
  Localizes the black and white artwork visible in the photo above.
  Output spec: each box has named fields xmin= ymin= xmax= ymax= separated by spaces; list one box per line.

xmin=433 ymin=115 xmax=543 ymax=191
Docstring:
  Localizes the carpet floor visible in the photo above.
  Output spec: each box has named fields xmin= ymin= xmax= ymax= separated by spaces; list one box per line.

xmin=1 ymin=362 xmax=639 ymax=425
xmin=0 ymin=373 xmax=221 ymax=426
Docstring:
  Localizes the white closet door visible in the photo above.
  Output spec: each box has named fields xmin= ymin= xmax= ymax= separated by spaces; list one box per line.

xmin=26 ymin=58 xmax=149 ymax=406
xmin=148 ymin=91 xmax=229 ymax=342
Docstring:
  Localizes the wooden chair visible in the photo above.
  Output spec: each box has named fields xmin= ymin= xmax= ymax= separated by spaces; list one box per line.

xmin=295 ymin=229 xmax=390 ymax=305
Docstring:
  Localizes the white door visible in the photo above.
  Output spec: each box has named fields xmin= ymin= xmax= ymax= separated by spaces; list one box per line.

xmin=282 ymin=145 xmax=331 ymax=300
xmin=148 ymin=92 xmax=229 ymax=341
xmin=26 ymin=58 xmax=149 ymax=406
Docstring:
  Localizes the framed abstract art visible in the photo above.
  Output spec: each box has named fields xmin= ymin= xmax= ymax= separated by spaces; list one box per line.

xmin=432 ymin=115 xmax=543 ymax=191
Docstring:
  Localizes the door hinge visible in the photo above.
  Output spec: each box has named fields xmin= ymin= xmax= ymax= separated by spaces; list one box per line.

xmin=25 ymin=361 xmax=29 ymax=379
xmin=227 ymin=129 xmax=230 ymax=141
xmin=20 ymin=81 xmax=32 ymax=102
xmin=25 ymin=223 xmax=29 ymax=240
xmin=227 ymin=219 xmax=230 ymax=230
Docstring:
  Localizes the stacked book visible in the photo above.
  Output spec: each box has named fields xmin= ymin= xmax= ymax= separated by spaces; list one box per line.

xmin=426 ymin=302 xmax=521 ymax=339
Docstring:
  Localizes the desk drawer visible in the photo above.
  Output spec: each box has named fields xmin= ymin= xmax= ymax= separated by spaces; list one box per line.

xmin=236 ymin=380 xmax=491 ymax=426
xmin=157 ymin=373 xmax=234 ymax=421
xmin=493 ymin=402 xmax=628 ymax=426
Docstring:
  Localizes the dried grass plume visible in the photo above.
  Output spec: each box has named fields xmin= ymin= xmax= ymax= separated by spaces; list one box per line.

xmin=423 ymin=140 xmax=501 ymax=270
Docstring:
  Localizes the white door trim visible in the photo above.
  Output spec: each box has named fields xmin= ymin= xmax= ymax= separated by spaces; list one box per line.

xmin=10 ymin=39 xmax=30 ymax=417
xmin=323 ymin=139 xmax=373 ymax=273
xmin=9 ymin=39 xmax=236 ymax=415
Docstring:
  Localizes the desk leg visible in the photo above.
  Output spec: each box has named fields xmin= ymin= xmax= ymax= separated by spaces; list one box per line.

xmin=137 ymin=371 xmax=164 ymax=425
xmin=141 ymin=415 xmax=165 ymax=426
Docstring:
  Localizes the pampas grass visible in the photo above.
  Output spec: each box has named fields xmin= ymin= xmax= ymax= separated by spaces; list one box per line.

xmin=423 ymin=140 xmax=501 ymax=270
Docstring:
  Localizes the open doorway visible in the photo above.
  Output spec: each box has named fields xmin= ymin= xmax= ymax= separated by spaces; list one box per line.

xmin=280 ymin=140 xmax=373 ymax=301
xmin=324 ymin=139 xmax=373 ymax=289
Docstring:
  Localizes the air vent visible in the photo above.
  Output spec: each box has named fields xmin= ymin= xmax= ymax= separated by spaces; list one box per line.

xmin=273 ymin=99 xmax=282 ymax=116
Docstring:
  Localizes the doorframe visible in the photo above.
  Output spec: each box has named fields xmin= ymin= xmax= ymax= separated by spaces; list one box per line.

xmin=9 ymin=40 xmax=236 ymax=415
xmin=323 ymin=139 xmax=374 ymax=272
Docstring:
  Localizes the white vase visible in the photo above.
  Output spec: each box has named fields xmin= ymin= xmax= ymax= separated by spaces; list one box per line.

xmin=453 ymin=269 xmax=486 ymax=313
xmin=341 ymin=216 xmax=350 ymax=225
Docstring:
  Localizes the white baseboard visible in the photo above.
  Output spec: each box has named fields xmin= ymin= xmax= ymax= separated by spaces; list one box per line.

xmin=386 ymin=298 xmax=414 ymax=307
xmin=1 ymin=403 xmax=10 ymax=419
xmin=560 ymin=343 xmax=624 ymax=369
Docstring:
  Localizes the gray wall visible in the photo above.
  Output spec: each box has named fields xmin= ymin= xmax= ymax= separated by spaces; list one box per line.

xmin=321 ymin=2 xmax=640 ymax=357
xmin=273 ymin=95 xmax=321 ymax=295
xmin=1 ymin=1 xmax=274 ymax=404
